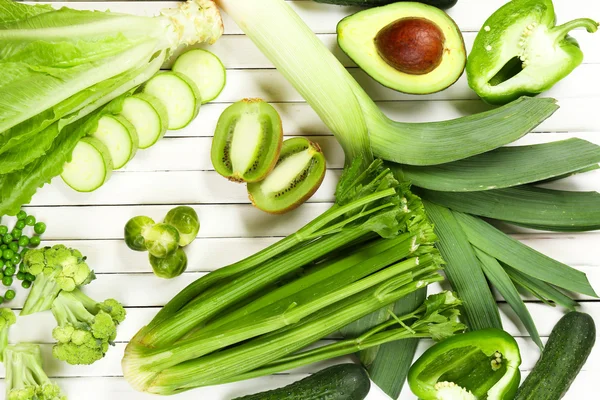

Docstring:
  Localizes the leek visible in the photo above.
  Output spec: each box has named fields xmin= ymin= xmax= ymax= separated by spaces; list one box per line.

xmin=419 ymin=185 xmax=600 ymax=231
xmin=215 ymin=0 xmax=558 ymax=168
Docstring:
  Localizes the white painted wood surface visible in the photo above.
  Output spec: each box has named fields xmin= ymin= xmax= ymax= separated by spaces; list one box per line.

xmin=2 ymin=0 xmax=599 ymax=398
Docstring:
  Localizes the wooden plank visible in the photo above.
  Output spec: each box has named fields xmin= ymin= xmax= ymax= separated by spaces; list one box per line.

xmin=32 ymin=1 xmax=600 ymax=34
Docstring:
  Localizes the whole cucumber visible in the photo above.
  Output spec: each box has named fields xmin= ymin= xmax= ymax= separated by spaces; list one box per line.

xmin=232 ymin=364 xmax=370 ymax=400
xmin=313 ymin=0 xmax=458 ymax=10
xmin=515 ymin=312 xmax=596 ymax=400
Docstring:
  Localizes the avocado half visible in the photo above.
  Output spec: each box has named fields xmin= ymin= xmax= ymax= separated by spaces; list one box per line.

xmin=337 ymin=2 xmax=466 ymax=94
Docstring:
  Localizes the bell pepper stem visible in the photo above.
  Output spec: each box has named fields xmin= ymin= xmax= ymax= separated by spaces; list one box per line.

xmin=551 ymin=18 xmax=599 ymax=39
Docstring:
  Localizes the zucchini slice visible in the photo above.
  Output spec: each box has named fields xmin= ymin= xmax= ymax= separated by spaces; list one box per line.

xmin=142 ymin=72 xmax=201 ymax=130
xmin=91 ymin=115 xmax=139 ymax=170
xmin=172 ymin=49 xmax=226 ymax=104
xmin=121 ymin=93 xmax=169 ymax=149
xmin=61 ymin=137 xmax=113 ymax=192
xmin=248 ymin=137 xmax=326 ymax=214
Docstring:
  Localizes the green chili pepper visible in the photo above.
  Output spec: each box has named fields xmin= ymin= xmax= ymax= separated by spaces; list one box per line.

xmin=408 ymin=329 xmax=521 ymax=400
xmin=467 ymin=0 xmax=598 ymax=105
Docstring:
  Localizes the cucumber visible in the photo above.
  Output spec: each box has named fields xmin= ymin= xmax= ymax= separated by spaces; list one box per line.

xmin=515 ymin=311 xmax=596 ymax=400
xmin=121 ymin=93 xmax=169 ymax=149
xmin=142 ymin=72 xmax=201 ymax=130
xmin=314 ymin=0 xmax=458 ymax=9
xmin=172 ymin=49 xmax=226 ymax=104
xmin=91 ymin=115 xmax=138 ymax=170
xmin=61 ymin=136 xmax=113 ymax=192
xmin=232 ymin=364 xmax=370 ymax=400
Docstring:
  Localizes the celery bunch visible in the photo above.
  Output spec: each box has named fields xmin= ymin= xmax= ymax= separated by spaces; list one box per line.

xmin=123 ymin=160 xmax=464 ymax=394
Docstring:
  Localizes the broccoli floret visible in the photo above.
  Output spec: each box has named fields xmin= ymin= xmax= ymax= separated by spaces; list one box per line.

xmin=21 ymin=245 xmax=95 ymax=316
xmin=4 ymin=343 xmax=66 ymax=400
xmin=51 ymin=288 xmax=126 ymax=365
xmin=0 ymin=308 xmax=16 ymax=362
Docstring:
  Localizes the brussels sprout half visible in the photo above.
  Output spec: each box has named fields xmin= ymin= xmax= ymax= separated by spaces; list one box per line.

xmin=163 ymin=206 xmax=200 ymax=247
xmin=124 ymin=216 xmax=155 ymax=251
xmin=149 ymin=248 xmax=188 ymax=279
xmin=143 ymin=223 xmax=180 ymax=258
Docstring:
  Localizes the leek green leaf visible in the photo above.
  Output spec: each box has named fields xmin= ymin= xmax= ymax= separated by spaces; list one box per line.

xmin=395 ymin=139 xmax=600 ymax=192
xmin=504 ymin=266 xmax=578 ymax=311
xmin=455 ymin=212 xmax=597 ymax=297
xmin=423 ymin=201 xmax=502 ymax=330
xmin=419 ymin=185 xmax=600 ymax=232
xmin=475 ymin=248 xmax=543 ymax=349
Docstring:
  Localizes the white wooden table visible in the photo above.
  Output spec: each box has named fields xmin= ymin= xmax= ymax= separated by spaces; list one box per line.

xmin=1 ymin=0 xmax=599 ymax=398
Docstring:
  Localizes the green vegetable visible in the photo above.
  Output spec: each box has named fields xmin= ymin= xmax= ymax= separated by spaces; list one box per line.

xmin=313 ymin=0 xmax=458 ymax=9
xmin=515 ymin=312 xmax=596 ymax=400
xmin=467 ymin=0 xmax=599 ymax=104
xmin=216 ymin=0 xmax=557 ymax=170
xmin=0 ymin=226 xmax=7 ymax=235
xmin=419 ymin=185 xmax=600 ymax=231
xmin=9 ymin=242 xmax=19 ymax=253
xmin=3 ymin=234 xmax=12 ymax=244
xmin=61 ymin=136 xmax=114 ymax=192
xmin=233 ymin=364 xmax=370 ymax=400
xmin=21 ymin=280 xmax=30 ymax=289
xmin=4 ymin=343 xmax=67 ymax=400
xmin=120 ymin=93 xmax=169 ymax=150
xmin=15 ymin=221 xmax=25 ymax=230
xmin=149 ymin=248 xmax=188 ymax=279
xmin=90 ymin=115 xmax=139 ymax=170
xmin=163 ymin=206 xmax=200 ymax=247
xmin=121 ymin=161 xmax=461 ymax=394
xmin=5 ymin=289 xmax=15 ymax=300
xmin=172 ymin=49 xmax=227 ymax=104
xmin=51 ymin=288 xmax=125 ymax=365
xmin=124 ymin=216 xmax=156 ymax=252
xmin=143 ymin=223 xmax=180 ymax=258
xmin=0 ymin=0 xmax=224 ymax=214
xmin=3 ymin=276 xmax=13 ymax=286
xmin=29 ymin=236 xmax=40 ymax=247
xmin=3 ymin=249 xmax=14 ymax=260
xmin=16 ymin=211 xmax=27 ymax=221
xmin=408 ymin=329 xmax=522 ymax=400
xmin=20 ymin=244 xmax=95 ymax=315
xmin=24 ymin=216 xmax=36 ymax=226
xmin=0 ymin=308 xmax=16 ymax=362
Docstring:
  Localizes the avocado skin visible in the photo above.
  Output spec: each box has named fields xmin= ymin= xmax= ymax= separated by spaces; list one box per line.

xmin=314 ymin=0 xmax=458 ymax=10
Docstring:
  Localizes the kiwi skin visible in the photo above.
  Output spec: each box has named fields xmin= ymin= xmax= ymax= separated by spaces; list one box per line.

xmin=248 ymin=140 xmax=326 ymax=215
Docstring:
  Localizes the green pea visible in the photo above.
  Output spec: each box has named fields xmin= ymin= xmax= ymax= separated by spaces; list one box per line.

xmin=0 ymin=226 xmax=7 ymax=235
xmin=11 ymin=255 xmax=20 ymax=265
xmin=2 ymin=276 xmax=13 ymax=286
xmin=34 ymin=222 xmax=46 ymax=235
xmin=0 ymin=244 xmax=6 ymax=250
xmin=2 ymin=234 xmax=12 ymax=244
xmin=4 ymin=266 xmax=16 ymax=276
xmin=16 ymin=210 xmax=27 ymax=220
xmin=11 ymin=228 xmax=22 ymax=238
xmin=29 ymin=236 xmax=41 ymax=247
xmin=4 ymin=261 xmax=13 ymax=269
xmin=25 ymin=215 xmax=36 ymax=226
xmin=15 ymin=220 xmax=25 ymax=230
xmin=8 ymin=242 xmax=18 ymax=253
xmin=0 ymin=296 xmax=4 ymax=303
xmin=2 ymin=249 xmax=14 ymax=260
xmin=16 ymin=271 xmax=25 ymax=280
xmin=25 ymin=273 xmax=36 ymax=282
xmin=4 ymin=290 xmax=15 ymax=300
xmin=18 ymin=236 xmax=29 ymax=247
xmin=22 ymin=280 xmax=31 ymax=289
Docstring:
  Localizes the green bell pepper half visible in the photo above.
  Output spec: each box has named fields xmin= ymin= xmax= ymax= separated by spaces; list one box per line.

xmin=467 ymin=0 xmax=598 ymax=105
xmin=408 ymin=328 xmax=522 ymax=400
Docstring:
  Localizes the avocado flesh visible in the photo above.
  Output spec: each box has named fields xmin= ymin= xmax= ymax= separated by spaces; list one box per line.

xmin=338 ymin=2 xmax=466 ymax=94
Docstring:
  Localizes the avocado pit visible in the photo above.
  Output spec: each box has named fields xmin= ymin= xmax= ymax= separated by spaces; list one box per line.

xmin=375 ymin=17 xmax=446 ymax=75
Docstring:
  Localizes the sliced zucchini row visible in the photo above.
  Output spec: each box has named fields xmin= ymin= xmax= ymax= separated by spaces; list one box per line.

xmin=91 ymin=115 xmax=139 ymax=170
xmin=120 ymin=93 xmax=169 ymax=149
xmin=61 ymin=137 xmax=113 ymax=192
xmin=142 ymin=72 xmax=201 ymax=130
xmin=172 ymin=49 xmax=226 ymax=104
xmin=248 ymin=137 xmax=326 ymax=214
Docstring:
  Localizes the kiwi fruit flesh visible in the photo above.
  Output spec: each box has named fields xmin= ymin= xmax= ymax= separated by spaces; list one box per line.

xmin=211 ymin=98 xmax=283 ymax=183
xmin=248 ymin=137 xmax=326 ymax=214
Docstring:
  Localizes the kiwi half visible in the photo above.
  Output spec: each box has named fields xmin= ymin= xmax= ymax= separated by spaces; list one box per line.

xmin=248 ymin=137 xmax=326 ymax=214
xmin=211 ymin=98 xmax=283 ymax=183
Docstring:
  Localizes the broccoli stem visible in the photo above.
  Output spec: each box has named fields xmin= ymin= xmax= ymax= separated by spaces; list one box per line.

xmin=4 ymin=343 xmax=58 ymax=395
xmin=20 ymin=271 xmax=62 ymax=316
xmin=51 ymin=290 xmax=96 ymax=327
